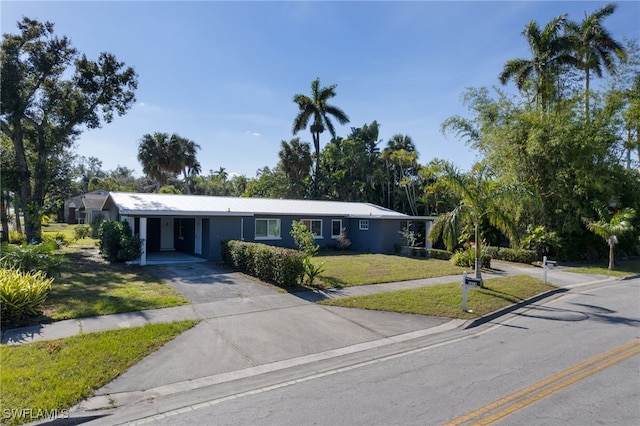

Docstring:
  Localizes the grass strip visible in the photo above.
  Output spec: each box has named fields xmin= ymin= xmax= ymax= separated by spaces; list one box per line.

xmin=0 ymin=320 xmax=198 ymax=425
xmin=319 ymin=275 xmax=556 ymax=319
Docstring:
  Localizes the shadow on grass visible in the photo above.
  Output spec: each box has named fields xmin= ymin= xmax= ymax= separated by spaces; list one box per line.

xmin=3 ymin=247 xmax=186 ymax=330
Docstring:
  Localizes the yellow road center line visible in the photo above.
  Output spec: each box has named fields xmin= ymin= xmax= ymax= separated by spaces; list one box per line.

xmin=443 ymin=340 xmax=640 ymax=426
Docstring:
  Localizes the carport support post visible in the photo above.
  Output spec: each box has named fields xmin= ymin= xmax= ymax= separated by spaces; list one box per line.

xmin=140 ymin=217 xmax=147 ymax=266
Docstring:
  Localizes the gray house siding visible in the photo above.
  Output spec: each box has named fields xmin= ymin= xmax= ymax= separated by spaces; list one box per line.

xmin=347 ymin=219 xmax=405 ymax=254
xmin=208 ymin=216 xmax=244 ymax=261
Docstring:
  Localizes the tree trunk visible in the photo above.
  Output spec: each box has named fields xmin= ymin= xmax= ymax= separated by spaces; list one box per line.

xmin=10 ymin=121 xmax=39 ymax=242
xmin=474 ymin=223 xmax=483 ymax=282
xmin=608 ymin=242 xmax=615 ymax=270
xmin=312 ymin=131 xmax=321 ymax=195
xmin=13 ymin=195 xmax=22 ymax=234
xmin=0 ymin=192 xmax=9 ymax=243
xmin=182 ymin=169 xmax=192 ymax=195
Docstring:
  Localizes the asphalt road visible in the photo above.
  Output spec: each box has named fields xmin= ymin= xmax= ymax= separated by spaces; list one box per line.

xmin=141 ymin=278 xmax=639 ymax=426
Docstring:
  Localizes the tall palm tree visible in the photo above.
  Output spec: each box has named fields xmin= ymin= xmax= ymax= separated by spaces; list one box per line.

xmin=428 ymin=163 xmax=526 ymax=281
xmin=566 ymin=3 xmax=625 ymax=118
xmin=292 ymin=78 xmax=350 ymax=188
xmin=499 ymin=15 xmax=576 ymax=111
xmin=586 ymin=208 xmax=635 ymax=270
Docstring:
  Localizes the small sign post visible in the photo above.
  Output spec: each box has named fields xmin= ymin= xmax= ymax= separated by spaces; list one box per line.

xmin=542 ymin=256 xmax=557 ymax=285
xmin=461 ymin=271 xmax=482 ymax=312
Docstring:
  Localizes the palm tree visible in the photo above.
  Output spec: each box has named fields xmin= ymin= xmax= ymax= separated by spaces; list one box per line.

xmin=278 ymin=138 xmax=312 ymax=197
xmin=292 ymin=78 xmax=350 ymax=188
xmin=499 ymin=15 xmax=576 ymax=111
xmin=215 ymin=167 xmax=228 ymax=195
xmin=585 ymin=208 xmax=635 ymax=270
xmin=137 ymin=132 xmax=174 ymax=190
xmin=429 ymin=163 xmax=526 ymax=281
xmin=169 ymin=135 xmax=201 ymax=194
xmin=138 ymin=132 xmax=200 ymax=193
xmin=566 ymin=3 xmax=625 ymax=118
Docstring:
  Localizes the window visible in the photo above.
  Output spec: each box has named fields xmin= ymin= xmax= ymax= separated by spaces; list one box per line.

xmin=331 ymin=220 xmax=343 ymax=238
xmin=255 ymin=218 xmax=280 ymax=239
xmin=301 ymin=219 xmax=322 ymax=238
xmin=359 ymin=220 xmax=369 ymax=230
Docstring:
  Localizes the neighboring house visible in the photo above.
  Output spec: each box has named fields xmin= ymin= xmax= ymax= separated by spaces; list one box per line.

xmin=64 ymin=190 xmax=110 ymax=225
xmin=102 ymin=192 xmax=436 ymax=265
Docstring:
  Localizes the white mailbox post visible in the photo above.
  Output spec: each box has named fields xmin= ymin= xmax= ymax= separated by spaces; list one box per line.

xmin=461 ymin=271 xmax=482 ymax=312
xmin=542 ymin=256 xmax=557 ymax=285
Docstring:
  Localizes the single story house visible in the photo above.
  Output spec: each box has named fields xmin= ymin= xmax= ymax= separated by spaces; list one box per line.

xmin=102 ymin=192 xmax=436 ymax=265
xmin=64 ymin=190 xmax=110 ymax=224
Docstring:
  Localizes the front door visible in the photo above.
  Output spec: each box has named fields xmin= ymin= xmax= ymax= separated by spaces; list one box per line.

xmin=160 ymin=217 xmax=174 ymax=251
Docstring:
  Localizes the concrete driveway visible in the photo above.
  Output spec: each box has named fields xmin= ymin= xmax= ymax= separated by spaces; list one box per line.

xmin=149 ymin=261 xmax=278 ymax=304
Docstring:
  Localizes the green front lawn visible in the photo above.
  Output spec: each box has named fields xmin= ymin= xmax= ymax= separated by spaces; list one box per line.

xmin=0 ymin=321 xmax=198 ymax=425
xmin=42 ymin=222 xmax=98 ymax=246
xmin=314 ymin=252 xmax=466 ymax=288
xmin=3 ymin=245 xmax=189 ymax=329
xmin=319 ymin=275 xmax=556 ymax=320
xmin=43 ymin=247 xmax=189 ymax=323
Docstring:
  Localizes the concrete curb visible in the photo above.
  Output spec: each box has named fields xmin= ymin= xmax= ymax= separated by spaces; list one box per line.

xmin=463 ymin=287 xmax=570 ymax=329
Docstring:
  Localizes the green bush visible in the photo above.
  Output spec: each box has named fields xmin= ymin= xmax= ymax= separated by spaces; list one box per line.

xmin=42 ymin=232 xmax=70 ymax=248
xmin=0 ymin=268 xmax=53 ymax=326
xmin=495 ymin=248 xmax=537 ymax=264
xmin=450 ymin=249 xmax=491 ymax=269
xmin=221 ymin=240 xmax=304 ymax=287
xmin=428 ymin=248 xmax=453 ymax=260
xmin=8 ymin=230 xmax=26 ymax=245
xmin=98 ymin=220 xmax=142 ymax=262
xmin=484 ymin=246 xmax=500 ymax=259
xmin=0 ymin=242 xmax=63 ymax=277
xmin=74 ymin=225 xmax=92 ymax=240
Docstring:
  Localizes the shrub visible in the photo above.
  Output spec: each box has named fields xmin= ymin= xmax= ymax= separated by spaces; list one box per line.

xmin=484 ymin=246 xmax=500 ymax=259
xmin=451 ymin=248 xmax=491 ymax=269
xmin=98 ymin=220 xmax=142 ymax=262
xmin=0 ymin=268 xmax=53 ymax=326
xmin=74 ymin=225 xmax=92 ymax=240
xmin=428 ymin=248 xmax=453 ymax=260
xmin=303 ymin=255 xmax=325 ymax=285
xmin=0 ymin=242 xmax=64 ymax=277
xmin=495 ymin=248 xmax=537 ymax=264
xmin=8 ymin=230 xmax=26 ymax=245
xmin=290 ymin=220 xmax=319 ymax=256
xmin=221 ymin=240 xmax=304 ymax=287
xmin=42 ymin=232 xmax=70 ymax=248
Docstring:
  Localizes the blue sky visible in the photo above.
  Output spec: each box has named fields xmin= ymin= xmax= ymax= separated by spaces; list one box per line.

xmin=2 ymin=1 xmax=639 ymax=178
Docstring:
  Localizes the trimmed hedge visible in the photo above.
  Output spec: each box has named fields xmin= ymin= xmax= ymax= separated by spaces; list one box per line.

xmin=428 ymin=248 xmax=453 ymax=260
xmin=221 ymin=240 xmax=305 ymax=287
xmin=485 ymin=246 xmax=538 ymax=264
xmin=495 ymin=248 xmax=537 ymax=264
